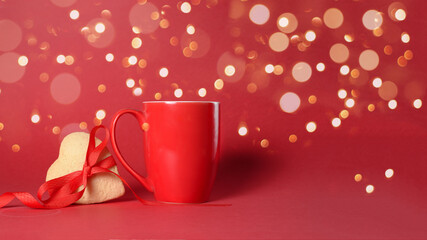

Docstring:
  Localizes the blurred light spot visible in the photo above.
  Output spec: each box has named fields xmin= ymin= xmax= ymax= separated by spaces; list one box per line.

xmin=52 ymin=126 xmax=61 ymax=135
xmin=128 ymin=56 xmax=137 ymax=65
xmin=151 ymin=11 xmax=160 ymax=20
xmin=366 ymin=185 xmax=374 ymax=194
xmin=388 ymin=100 xmax=397 ymax=109
xmin=331 ymin=118 xmax=341 ymax=127
xmin=101 ymin=9 xmax=112 ymax=19
xmin=373 ymin=27 xmax=383 ymax=37
xmin=260 ymin=139 xmax=269 ymax=148
xmin=354 ymin=174 xmax=362 ymax=182
xmin=70 ymin=10 xmax=79 ymax=20
xmin=198 ymin=88 xmax=207 ymax=97
xmin=174 ymin=88 xmax=183 ymax=98
xmin=12 ymin=144 xmax=20 ymax=152
xmin=138 ymin=59 xmax=147 ymax=68
xmin=308 ymin=95 xmax=317 ymax=104
xmin=0 ymin=122 xmax=3 ymax=131
xmin=141 ymin=122 xmax=149 ymax=132
xmin=316 ymin=62 xmax=325 ymax=72
xmin=277 ymin=13 xmax=297 ymax=33
xmin=401 ymin=32 xmax=410 ymax=43
xmin=133 ymin=87 xmax=143 ymax=96
xmin=57 ymin=55 xmax=65 ymax=64
xmin=395 ymin=9 xmax=406 ymax=21
xmin=50 ymin=73 xmax=81 ymax=104
xmin=404 ymin=50 xmax=413 ymax=60
xmin=186 ymin=24 xmax=195 ymax=35
xmin=289 ymin=134 xmax=297 ymax=143
xmin=278 ymin=17 xmax=289 ymax=27
xmin=340 ymin=65 xmax=350 ymax=75
xmin=18 ymin=56 xmax=28 ymax=66
xmin=132 ymin=37 xmax=142 ymax=49
xmin=31 ymin=114 xmax=40 ymax=123
xmin=312 ymin=17 xmax=322 ymax=27
xmin=180 ymin=2 xmax=191 ymax=13
xmin=40 ymin=72 xmax=49 ymax=82
xmin=0 ymin=19 xmax=22 ymax=51
xmin=96 ymin=109 xmax=106 ymax=120
xmin=367 ymin=104 xmax=375 ymax=112
xmin=224 ymin=65 xmax=236 ymax=76
xmin=344 ymin=34 xmax=354 ymax=42
xmin=384 ymin=45 xmax=393 ymax=55
xmin=160 ymin=19 xmax=170 ymax=29
xmin=350 ymin=69 xmax=360 ymax=78
xmin=306 ymin=122 xmax=317 ymax=133
xmin=79 ymin=122 xmax=87 ymax=130
xmin=362 ymin=10 xmax=383 ymax=30
xmin=268 ymin=32 xmax=289 ymax=52
xmin=305 ymin=30 xmax=316 ymax=42
xmin=330 ymin=43 xmax=349 ymax=63
xmin=98 ymin=84 xmax=106 ymax=93
xmin=249 ymin=4 xmax=270 ymax=25
xmin=292 ymin=62 xmax=311 ymax=82
xmin=359 ymin=49 xmax=379 ymax=71
xmin=323 ymin=8 xmax=344 ymax=29
xmin=247 ymin=83 xmax=257 ymax=93
xmin=238 ymin=126 xmax=248 ymax=136
xmin=126 ymin=78 xmax=135 ymax=88
xmin=105 ymin=53 xmax=114 ymax=62
xmin=397 ymin=56 xmax=407 ymax=67
xmin=159 ymin=67 xmax=169 ymax=78
xmin=378 ymin=81 xmax=398 ymax=101
xmin=154 ymin=92 xmax=162 ymax=100
xmin=265 ymin=64 xmax=274 ymax=73
xmin=214 ymin=79 xmax=224 ymax=90
xmin=280 ymin=92 xmax=301 ymax=113
xmin=372 ymin=77 xmax=382 ymax=88
xmin=170 ymin=36 xmax=179 ymax=46
xmin=385 ymin=169 xmax=394 ymax=178
xmin=189 ymin=41 xmax=198 ymax=51
xmin=93 ymin=118 xmax=102 ymax=126
xmin=413 ymin=99 xmax=422 ymax=109
xmin=65 ymin=55 xmax=74 ymax=65
xmin=95 ymin=22 xmax=105 ymax=33
xmin=130 ymin=3 xmax=160 ymax=34
xmin=338 ymin=89 xmax=347 ymax=99
xmin=345 ymin=98 xmax=355 ymax=108
xmin=340 ymin=109 xmax=349 ymax=119
xmin=273 ymin=65 xmax=284 ymax=75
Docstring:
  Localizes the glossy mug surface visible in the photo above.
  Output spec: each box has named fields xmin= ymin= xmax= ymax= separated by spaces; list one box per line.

xmin=110 ymin=101 xmax=220 ymax=203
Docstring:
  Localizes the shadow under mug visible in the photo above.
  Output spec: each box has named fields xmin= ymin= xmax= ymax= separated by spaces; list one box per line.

xmin=110 ymin=101 xmax=220 ymax=203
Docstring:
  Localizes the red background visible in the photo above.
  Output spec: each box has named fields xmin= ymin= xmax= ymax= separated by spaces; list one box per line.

xmin=1 ymin=0 xmax=427 ymax=239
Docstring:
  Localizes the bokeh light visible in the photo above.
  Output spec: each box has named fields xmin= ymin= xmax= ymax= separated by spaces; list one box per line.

xmin=31 ymin=114 xmax=40 ymax=124
xmin=128 ymin=56 xmax=137 ymax=65
xmin=366 ymin=185 xmax=375 ymax=194
xmin=214 ymin=79 xmax=224 ymax=90
xmin=388 ymin=100 xmax=397 ymax=109
xmin=129 ymin=3 xmax=160 ymax=34
xmin=316 ymin=63 xmax=325 ymax=72
xmin=330 ymin=43 xmax=349 ymax=63
xmin=413 ymin=99 xmax=422 ymax=109
xmin=50 ymin=73 xmax=81 ymax=104
xmin=372 ymin=77 xmax=382 ymax=88
xmin=306 ymin=122 xmax=317 ymax=133
xmin=174 ymin=88 xmax=183 ymax=98
xmin=323 ymin=8 xmax=344 ymax=29
xmin=385 ymin=169 xmax=394 ymax=178
xmin=57 ymin=55 xmax=66 ymax=64
xmin=265 ymin=64 xmax=274 ymax=74
xmin=95 ymin=23 xmax=106 ymax=33
xmin=159 ymin=67 xmax=169 ymax=78
xmin=338 ymin=89 xmax=347 ymax=99
xmin=378 ymin=81 xmax=398 ymax=101
xmin=96 ymin=109 xmax=106 ymax=120
xmin=332 ymin=118 xmax=341 ymax=127
xmin=359 ymin=49 xmax=379 ymax=71
xmin=180 ymin=2 xmax=191 ymax=13
xmin=395 ymin=9 xmax=406 ymax=21
xmin=345 ymin=98 xmax=355 ymax=108
xmin=198 ymin=88 xmax=207 ymax=97
xmin=368 ymin=104 xmax=375 ymax=112
xmin=280 ymin=92 xmax=301 ymax=113
xmin=238 ymin=126 xmax=248 ymax=136
xmin=289 ymin=134 xmax=297 ymax=143
xmin=105 ymin=53 xmax=114 ymax=62
xmin=132 ymin=37 xmax=142 ymax=49
xmin=70 ymin=10 xmax=79 ymax=20
xmin=133 ymin=87 xmax=143 ymax=96
xmin=249 ymin=4 xmax=270 ymax=25
xmin=354 ymin=174 xmax=362 ymax=182
xmin=0 ymin=19 xmax=22 ymax=51
xmin=126 ymin=78 xmax=135 ymax=88
xmin=305 ymin=30 xmax=316 ymax=42
xmin=11 ymin=144 xmax=20 ymax=153
xmin=260 ymin=139 xmax=269 ymax=148
xmin=269 ymin=32 xmax=289 ymax=52
xmin=17 ymin=56 xmax=28 ymax=66
xmin=340 ymin=109 xmax=349 ymax=119
xmin=292 ymin=62 xmax=312 ymax=82
xmin=362 ymin=10 xmax=383 ymax=30
xmin=401 ymin=32 xmax=410 ymax=43
xmin=276 ymin=13 xmax=297 ymax=33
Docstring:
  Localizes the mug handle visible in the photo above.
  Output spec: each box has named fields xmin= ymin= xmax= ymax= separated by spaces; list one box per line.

xmin=110 ymin=109 xmax=154 ymax=192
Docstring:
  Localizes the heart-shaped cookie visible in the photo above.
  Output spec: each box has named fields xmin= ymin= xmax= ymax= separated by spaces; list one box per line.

xmin=46 ymin=132 xmax=125 ymax=204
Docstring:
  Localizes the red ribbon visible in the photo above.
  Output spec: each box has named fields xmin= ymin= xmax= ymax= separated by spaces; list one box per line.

xmin=0 ymin=125 xmax=229 ymax=208
xmin=0 ymin=125 xmax=157 ymax=208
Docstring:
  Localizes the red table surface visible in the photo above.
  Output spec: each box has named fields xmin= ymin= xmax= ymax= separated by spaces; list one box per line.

xmin=1 ymin=0 xmax=427 ymax=239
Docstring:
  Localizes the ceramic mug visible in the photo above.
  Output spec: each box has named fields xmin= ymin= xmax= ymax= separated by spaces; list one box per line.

xmin=110 ymin=101 xmax=220 ymax=203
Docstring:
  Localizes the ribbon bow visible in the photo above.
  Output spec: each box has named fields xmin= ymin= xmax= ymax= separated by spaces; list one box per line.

xmin=0 ymin=125 xmax=154 ymax=209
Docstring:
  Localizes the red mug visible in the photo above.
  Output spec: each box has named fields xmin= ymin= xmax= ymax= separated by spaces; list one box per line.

xmin=110 ymin=101 xmax=220 ymax=203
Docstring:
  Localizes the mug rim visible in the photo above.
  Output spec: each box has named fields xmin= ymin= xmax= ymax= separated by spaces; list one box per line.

xmin=143 ymin=101 xmax=220 ymax=104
